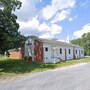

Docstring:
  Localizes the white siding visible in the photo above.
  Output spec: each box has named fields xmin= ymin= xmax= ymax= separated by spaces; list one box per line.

xmin=80 ymin=48 xmax=84 ymax=58
xmin=24 ymin=39 xmax=84 ymax=64
xmin=43 ymin=44 xmax=52 ymax=63
xmin=43 ymin=44 xmax=77 ymax=63
xmin=66 ymin=47 xmax=74 ymax=60
xmin=24 ymin=40 xmax=29 ymax=56
xmin=74 ymin=48 xmax=79 ymax=59
xmin=43 ymin=43 xmax=84 ymax=63
xmin=52 ymin=46 xmax=65 ymax=60
xmin=51 ymin=46 xmax=65 ymax=63
xmin=53 ymin=46 xmax=74 ymax=61
xmin=24 ymin=39 xmax=34 ymax=61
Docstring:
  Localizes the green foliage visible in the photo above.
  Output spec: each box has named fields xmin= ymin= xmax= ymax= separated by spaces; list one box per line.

xmin=71 ymin=32 xmax=90 ymax=56
xmin=27 ymin=35 xmax=39 ymax=39
xmin=0 ymin=0 xmax=21 ymax=11
xmin=0 ymin=0 xmax=26 ymax=54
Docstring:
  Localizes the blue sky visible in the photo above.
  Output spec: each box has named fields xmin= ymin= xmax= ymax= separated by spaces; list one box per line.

xmin=16 ymin=0 xmax=90 ymax=41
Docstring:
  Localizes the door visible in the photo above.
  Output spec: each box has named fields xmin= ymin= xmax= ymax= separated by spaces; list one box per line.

xmin=65 ymin=49 xmax=67 ymax=60
xmin=79 ymin=49 xmax=81 ymax=58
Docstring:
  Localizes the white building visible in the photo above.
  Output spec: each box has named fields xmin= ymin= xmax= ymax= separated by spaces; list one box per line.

xmin=24 ymin=38 xmax=84 ymax=64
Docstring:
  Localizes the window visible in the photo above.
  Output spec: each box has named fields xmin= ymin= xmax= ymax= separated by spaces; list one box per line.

xmin=60 ymin=48 xmax=62 ymax=54
xmin=45 ymin=47 xmax=48 ymax=52
xmin=76 ymin=50 xmax=77 ymax=54
xmin=69 ymin=49 xmax=71 ymax=54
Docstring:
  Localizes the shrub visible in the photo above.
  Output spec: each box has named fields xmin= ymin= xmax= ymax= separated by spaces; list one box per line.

xmin=24 ymin=56 xmax=32 ymax=62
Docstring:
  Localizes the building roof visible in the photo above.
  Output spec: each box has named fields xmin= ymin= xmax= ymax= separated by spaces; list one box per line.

xmin=34 ymin=38 xmax=83 ymax=48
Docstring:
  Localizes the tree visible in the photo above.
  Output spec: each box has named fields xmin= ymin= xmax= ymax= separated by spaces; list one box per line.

xmin=71 ymin=32 xmax=90 ymax=56
xmin=82 ymin=33 xmax=90 ymax=55
xmin=27 ymin=35 xmax=39 ymax=39
xmin=0 ymin=0 xmax=26 ymax=54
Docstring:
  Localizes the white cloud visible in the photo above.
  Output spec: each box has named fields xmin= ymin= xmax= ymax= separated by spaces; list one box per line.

xmin=39 ymin=22 xmax=62 ymax=33
xmin=42 ymin=5 xmax=56 ymax=20
xmin=0 ymin=2 xmax=4 ymax=10
xmin=18 ymin=17 xmax=62 ymax=39
xmin=39 ymin=22 xmax=50 ymax=32
xmin=51 ymin=9 xmax=70 ymax=23
xmin=18 ymin=17 xmax=39 ymax=30
xmin=50 ymin=24 xmax=62 ymax=35
xmin=16 ymin=0 xmax=38 ymax=21
xmin=68 ymin=16 xmax=77 ymax=22
xmin=42 ymin=0 xmax=75 ymax=20
xmin=39 ymin=23 xmax=62 ymax=39
xmin=0 ymin=7 xmax=4 ymax=10
xmin=16 ymin=0 xmax=66 ymax=39
xmin=19 ymin=0 xmax=26 ymax=5
xmin=39 ymin=33 xmax=52 ymax=39
xmin=69 ymin=18 xmax=73 ymax=21
xmin=15 ymin=0 xmax=77 ymax=39
xmin=40 ymin=0 xmax=42 ymax=2
xmin=74 ymin=23 xmax=90 ymax=38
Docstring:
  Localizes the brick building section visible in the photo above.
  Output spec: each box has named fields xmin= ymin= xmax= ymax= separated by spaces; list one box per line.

xmin=34 ymin=40 xmax=43 ymax=64
xmin=9 ymin=47 xmax=24 ymax=59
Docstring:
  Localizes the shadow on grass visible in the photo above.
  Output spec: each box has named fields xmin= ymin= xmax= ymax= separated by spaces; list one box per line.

xmin=0 ymin=58 xmax=57 ymax=75
xmin=0 ymin=57 xmax=89 ymax=76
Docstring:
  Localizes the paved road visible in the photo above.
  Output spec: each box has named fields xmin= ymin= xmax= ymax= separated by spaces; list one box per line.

xmin=0 ymin=63 xmax=90 ymax=90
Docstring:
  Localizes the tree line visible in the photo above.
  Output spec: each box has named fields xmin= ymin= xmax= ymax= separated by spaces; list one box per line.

xmin=71 ymin=32 xmax=90 ymax=56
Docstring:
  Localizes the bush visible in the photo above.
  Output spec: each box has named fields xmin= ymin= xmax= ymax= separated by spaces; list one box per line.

xmin=24 ymin=56 xmax=32 ymax=61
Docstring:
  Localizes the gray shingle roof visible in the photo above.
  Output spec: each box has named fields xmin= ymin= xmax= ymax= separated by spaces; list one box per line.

xmin=37 ymin=38 xmax=83 ymax=48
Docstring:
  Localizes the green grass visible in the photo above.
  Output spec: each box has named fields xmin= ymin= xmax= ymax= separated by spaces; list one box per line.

xmin=0 ymin=54 xmax=4 ymax=58
xmin=0 ymin=57 xmax=90 ymax=77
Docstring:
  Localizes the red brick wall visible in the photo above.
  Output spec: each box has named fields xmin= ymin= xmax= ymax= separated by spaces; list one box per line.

xmin=9 ymin=50 xmax=22 ymax=59
xmin=21 ymin=46 xmax=24 ymax=58
xmin=34 ymin=40 xmax=43 ymax=64
xmin=9 ymin=47 xmax=24 ymax=59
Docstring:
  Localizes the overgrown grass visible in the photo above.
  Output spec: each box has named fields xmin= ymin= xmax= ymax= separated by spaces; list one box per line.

xmin=0 ymin=54 xmax=4 ymax=58
xmin=0 ymin=57 xmax=90 ymax=77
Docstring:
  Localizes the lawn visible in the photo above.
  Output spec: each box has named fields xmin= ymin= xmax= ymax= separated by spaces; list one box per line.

xmin=0 ymin=57 xmax=90 ymax=77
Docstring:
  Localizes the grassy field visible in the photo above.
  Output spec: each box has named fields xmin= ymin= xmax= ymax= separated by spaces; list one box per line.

xmin=0 ymin=57 xmax=90 ymax=77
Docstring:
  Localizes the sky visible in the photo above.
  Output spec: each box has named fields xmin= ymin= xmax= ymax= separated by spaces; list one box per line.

xmin=15 ymin=0 xmax=90 ymax=41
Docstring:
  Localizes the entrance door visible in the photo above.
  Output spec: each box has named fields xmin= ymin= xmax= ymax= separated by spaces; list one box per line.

xmin=79 ymin=49 xmax=80 ymax=58
xmin=65 ymin=49 xmax=67 ymax=60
